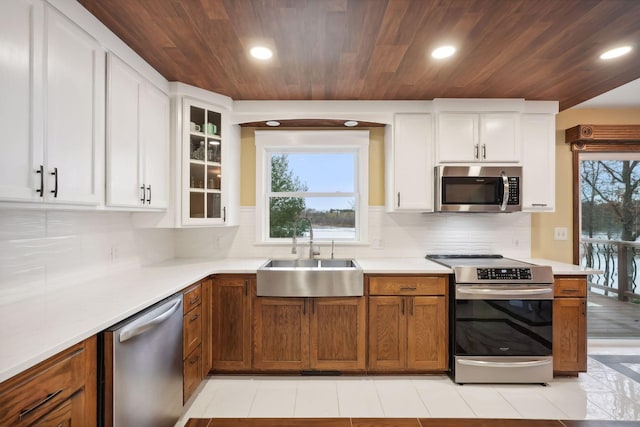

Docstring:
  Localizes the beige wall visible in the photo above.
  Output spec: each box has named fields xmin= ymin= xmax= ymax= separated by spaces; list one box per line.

xmin=239 ymin=127 xmax=386 ymax=206
xmin=531 ymin=108 xmax=640 ymax=263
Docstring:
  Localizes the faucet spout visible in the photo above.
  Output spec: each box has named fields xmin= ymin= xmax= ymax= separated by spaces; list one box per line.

xmin=291 ymin=217 xmax=319 ymax=259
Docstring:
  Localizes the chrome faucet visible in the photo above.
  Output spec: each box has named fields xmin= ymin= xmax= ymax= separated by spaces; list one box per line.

xmin=291 ymin=217 xmax=320 ymax=259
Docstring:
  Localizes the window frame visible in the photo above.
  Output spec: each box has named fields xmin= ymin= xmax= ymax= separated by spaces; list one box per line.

xmin=255 ymin=130 xmax=369 ymax=244
xmin=566 ymin=124 xmax=640 ymax=264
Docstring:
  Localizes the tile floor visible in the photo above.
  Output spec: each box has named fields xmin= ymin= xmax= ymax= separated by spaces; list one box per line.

xmin=175 ymin=340 xmax=640 ymax=426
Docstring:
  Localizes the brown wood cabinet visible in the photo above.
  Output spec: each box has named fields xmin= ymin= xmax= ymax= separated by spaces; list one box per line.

xmin=253 ymin=296 xmax=366 ymax=371
xmin=0 ymin=336 xmax=97 ymax=427
xmin=210 ymin=275 xmax=253 ymax=372
xmin=368 ymin=275 xmax=448 ymax=372
xmin=553 ymin=276 xmax=587 ymax=375
xmin=183 ymin=281 xmax=204 ymax=403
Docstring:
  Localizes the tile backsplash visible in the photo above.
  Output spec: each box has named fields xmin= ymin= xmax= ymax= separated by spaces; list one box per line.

xmin=0 ymin=209 xmax=174 ymax=303
xmin=1 ymin=206 xmax=531 ymax=303
xmin=174 ymin=207 xmax=531 ymax=261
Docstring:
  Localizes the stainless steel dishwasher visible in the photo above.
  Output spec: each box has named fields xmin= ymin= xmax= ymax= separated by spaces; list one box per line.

xmin=100 ymin=294 xmax=183 ymax=427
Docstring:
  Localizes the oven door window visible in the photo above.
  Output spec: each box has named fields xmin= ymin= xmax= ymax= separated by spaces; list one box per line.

xmin=442 ymin=177 xmax=502 ymax=205
xmin=455 ymin=299 xmax=552 ymax=356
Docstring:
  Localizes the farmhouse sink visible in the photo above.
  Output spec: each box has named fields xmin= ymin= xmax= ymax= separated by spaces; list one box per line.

xmin=256 ymin=258 xmax=364 ymax=297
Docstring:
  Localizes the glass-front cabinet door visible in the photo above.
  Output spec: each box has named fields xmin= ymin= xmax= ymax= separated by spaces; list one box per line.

xmin=183 ymin=98 xmax=225 ymax=225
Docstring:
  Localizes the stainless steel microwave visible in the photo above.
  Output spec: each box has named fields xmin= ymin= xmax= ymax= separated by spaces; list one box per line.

xmin=435 ymin=165 xmax=522 ymax=212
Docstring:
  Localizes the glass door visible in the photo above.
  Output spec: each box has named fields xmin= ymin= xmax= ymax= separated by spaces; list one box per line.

xmin=185 ymin=101 xmax=223 ymax=224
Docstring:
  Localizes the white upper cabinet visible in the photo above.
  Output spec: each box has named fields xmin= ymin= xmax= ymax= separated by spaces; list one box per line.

xmin=0 ymin=0 xmax=43 ymax=202
xmin=181 ymin=98 xmax=227 ymax=225
xmin=437 ymin=112 xmax=520 ymax=163
xmin=0 ymin=1 xmax=105 ymax=206
xmin=386 ymin=113 xmax=434 ymax=212
xmin=107 ymin=53 xmax=169 ymax=209
xmin=522 ymin=114 xmax=556 ymax=212
xmin=45 ymin=4 xmax=105 ymax=205
xmin=140 ymin=83 xmax=170 ymax=209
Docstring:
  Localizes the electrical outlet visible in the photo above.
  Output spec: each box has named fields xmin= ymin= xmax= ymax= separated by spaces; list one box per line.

xmin=554 ymin=227 xmax=568 ymax=241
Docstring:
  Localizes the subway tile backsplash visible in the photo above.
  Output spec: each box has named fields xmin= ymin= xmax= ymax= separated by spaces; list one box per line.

xmin=0 ymin=209 xmax=175 ymax=304
xmin=1 ymin=206 xmax=531 ymax=303
xmin=174 ymin=207 xmax=531 ymax=261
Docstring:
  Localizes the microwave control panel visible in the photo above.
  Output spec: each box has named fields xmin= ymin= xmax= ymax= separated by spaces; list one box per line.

xmin=507 ymin=177 xmax=520 ymax=205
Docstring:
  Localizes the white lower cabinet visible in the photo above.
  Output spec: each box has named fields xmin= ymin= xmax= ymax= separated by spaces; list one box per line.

xmin=106 ymin=53 xmax=169 ymax=209
xmin=522 ymin=114 xmax=555 ymax=212
xmin=387 ymin=113 xmax=434 ymax=212
xmin=0 ymin=0 xmax=105 ymax=206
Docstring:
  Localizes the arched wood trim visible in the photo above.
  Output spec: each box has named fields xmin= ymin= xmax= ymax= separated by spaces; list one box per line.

xmin=565 ymin=125 xmax=640 ymax=265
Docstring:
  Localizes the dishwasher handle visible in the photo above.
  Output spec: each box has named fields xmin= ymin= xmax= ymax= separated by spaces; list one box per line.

xmin=119 ymin=299 xmax=182 ymax=343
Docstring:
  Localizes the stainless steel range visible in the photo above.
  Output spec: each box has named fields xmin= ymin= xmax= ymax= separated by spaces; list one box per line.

xmin=426 ymin=254 xmax=554 ymax=384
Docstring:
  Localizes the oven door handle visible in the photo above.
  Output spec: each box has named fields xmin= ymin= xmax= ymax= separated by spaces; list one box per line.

xmin=457 ymin=287 xmax=552 ymax=296
xmin=458 ymin=359 xmax=552 ymax=368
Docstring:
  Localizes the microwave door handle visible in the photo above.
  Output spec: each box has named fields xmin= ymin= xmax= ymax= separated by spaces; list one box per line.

xmin=500 ymin=172 xmax=509 ymax=211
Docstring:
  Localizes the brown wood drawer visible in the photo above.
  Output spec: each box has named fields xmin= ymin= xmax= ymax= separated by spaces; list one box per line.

xmin=184 ymin=282 xmax=202 ymax=314
xmin=183 ymin=345 xmax=202 ymax=403
xmin=369 ymin=276 xmax=447 ymax=295
xmin=184 ymin=305 xmax=202 ymax=357
xmin=0 ymin=343 xmax=86 ymax=427
xmin=554 ymin=277 xmax=586 ymax=297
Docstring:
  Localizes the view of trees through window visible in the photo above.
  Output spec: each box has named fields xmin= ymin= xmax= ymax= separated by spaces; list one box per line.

xmin=581 ymin=160 xmax=639 ymax=242
xmin=268 ymin=153 xmax=356 ymax=240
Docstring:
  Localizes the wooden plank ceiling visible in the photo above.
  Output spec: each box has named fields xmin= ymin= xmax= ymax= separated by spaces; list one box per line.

xmin=78 ymin=0 xmax=640 ymax=111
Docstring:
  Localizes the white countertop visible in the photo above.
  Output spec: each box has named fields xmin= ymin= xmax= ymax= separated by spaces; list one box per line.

xmin=0 ymin=256 xmax=597 ymax=383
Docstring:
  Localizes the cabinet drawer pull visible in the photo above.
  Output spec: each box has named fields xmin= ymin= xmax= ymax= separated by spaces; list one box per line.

xmin=140 ymin=185 xmax=146 ymax=203
xmin=532 ymin=203 xmax=548 ymax=207
xmin=482 ymin=144 xmax=487 ymax=159
xmin=474 ymin=144 xmax=479 ymax=159
xmin=190 ymin=313 xmax=200 ymax=322
xmin=50 ymin=167 xmax=58 ymax=197
xmin=561 ymin=289 xmax=580 ymax=293
xmin=189 ymin=296 xmax=200 ymax=305
xmin=397 ymin=192 xmax=400 ymax=208
xmin=189 ymin=355 xmax=200 ymax=365
xmin=146 ymin=185 xmax=151 ymax=204
xmin=400 ymin=287 xmax=416 ymax=291
xmin=19 ymin=389 xmax=63 ymax=420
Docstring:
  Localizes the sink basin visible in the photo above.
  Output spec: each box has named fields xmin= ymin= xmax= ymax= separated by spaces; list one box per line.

xmin=257 ymin=259 xmax=363 ymax=297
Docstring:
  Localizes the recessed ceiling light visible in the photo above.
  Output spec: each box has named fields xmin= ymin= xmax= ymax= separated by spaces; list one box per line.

xmin=250 ymin=46 xmax=273 ymax=60
xmin=344 ymin=120 xmax=359 ymax=127
xmin=265 ymin=120 xmax=280 ymax=127
xmin=431 ymin=45 xmax=456 ymax=59
xmin=600 ymin=46 xmax=632 ymax=60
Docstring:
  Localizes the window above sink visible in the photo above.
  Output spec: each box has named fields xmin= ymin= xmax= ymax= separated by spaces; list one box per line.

xmin=255 ymin=130 xmax=370 ymax=244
